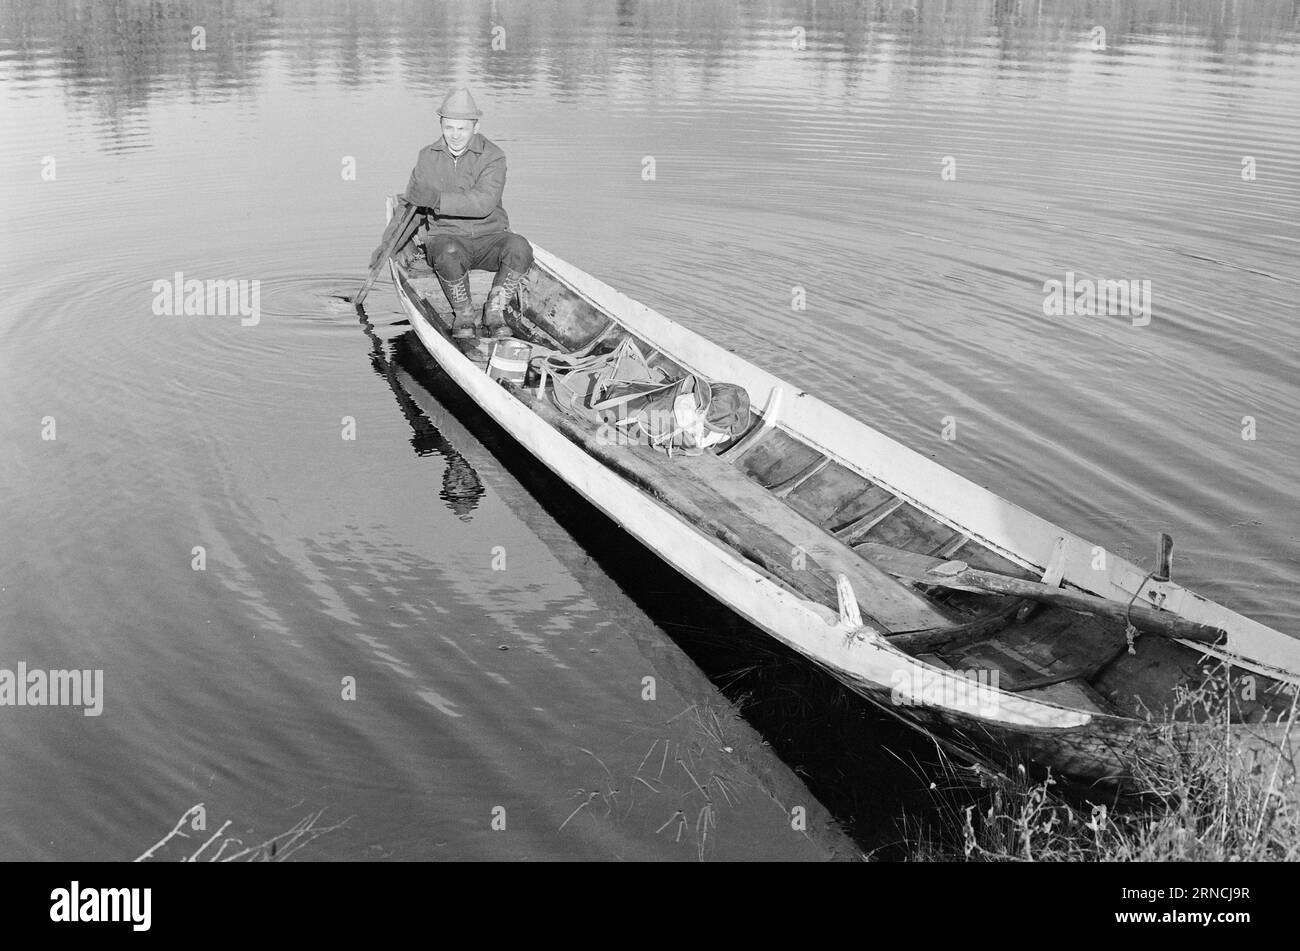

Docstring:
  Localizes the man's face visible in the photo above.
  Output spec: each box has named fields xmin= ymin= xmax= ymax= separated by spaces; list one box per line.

xmin=440 ymin=118 xmax=477 ymax=152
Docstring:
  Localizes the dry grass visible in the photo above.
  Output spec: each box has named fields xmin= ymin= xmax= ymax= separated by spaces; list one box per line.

xmin=136 ymin=803 xmax=350 ymax=862
xmin=902 ymin=671 xmax=1300 ymax=861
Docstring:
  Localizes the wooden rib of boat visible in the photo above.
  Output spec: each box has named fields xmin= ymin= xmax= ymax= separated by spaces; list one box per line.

xmin=388 ymin=233 xmax=1300 ymax=788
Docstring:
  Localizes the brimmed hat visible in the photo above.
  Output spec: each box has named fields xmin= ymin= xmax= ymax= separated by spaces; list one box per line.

xmin=438 ymin=88 xmax=482 ymax=120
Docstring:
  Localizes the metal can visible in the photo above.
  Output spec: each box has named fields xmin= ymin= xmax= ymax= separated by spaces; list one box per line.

xmin=487 ymin=339 xmax=531 ymax=385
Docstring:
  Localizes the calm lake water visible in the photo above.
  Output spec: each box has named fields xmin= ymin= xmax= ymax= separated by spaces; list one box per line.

xmin=1 ymin=0 xmax=1298 ymax=860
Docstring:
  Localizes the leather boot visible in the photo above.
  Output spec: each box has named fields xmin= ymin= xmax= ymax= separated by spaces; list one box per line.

xmin=436 ymin=273 xmax=477 ymax=340
xmin=482 ymin=267 xmax=526 ymax=339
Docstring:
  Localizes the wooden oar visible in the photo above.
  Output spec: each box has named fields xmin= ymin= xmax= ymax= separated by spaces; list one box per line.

xmin=852 ymin=542 xmax=1226 ymax=645
xmin=351 ymin=203 xmax=419 ymax=307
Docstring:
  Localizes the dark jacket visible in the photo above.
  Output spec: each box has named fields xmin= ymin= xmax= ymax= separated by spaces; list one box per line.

xmin=405 ymin=133 xmax=511 ymax=239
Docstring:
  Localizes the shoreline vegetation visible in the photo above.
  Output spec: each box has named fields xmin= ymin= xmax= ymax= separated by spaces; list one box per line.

xmin=896 ymin=673 xmax=1300 ymax=862
xmin=710 ymin=625 xmax=1300 ymax=862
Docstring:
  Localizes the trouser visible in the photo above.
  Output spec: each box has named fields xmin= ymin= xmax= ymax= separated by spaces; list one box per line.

xmin=424 ymin=230 xmax=534 ymax=287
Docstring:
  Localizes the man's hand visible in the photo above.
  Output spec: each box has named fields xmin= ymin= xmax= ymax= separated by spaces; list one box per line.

xmin=403 ymin=183 xmax=440 ymax=213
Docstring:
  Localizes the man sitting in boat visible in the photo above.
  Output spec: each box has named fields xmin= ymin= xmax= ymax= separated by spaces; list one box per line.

xmin=402 ymin=87 xmax=533 ymax=342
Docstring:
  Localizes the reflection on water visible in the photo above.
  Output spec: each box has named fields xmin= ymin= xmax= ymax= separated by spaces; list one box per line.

xmin=357 ymin=307 xmax=485 ymax=519
xmin=5 ymin=1 xmax=1299 ymax=136
xmin=2 ymin=0 xmax=1298 ymax=860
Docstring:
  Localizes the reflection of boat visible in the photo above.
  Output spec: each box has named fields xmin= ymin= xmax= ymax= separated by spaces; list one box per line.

xmin=391 ymin=245 xmax=1300 ymax=787
xmin=354 ymin=296 xmax=485 ymax=519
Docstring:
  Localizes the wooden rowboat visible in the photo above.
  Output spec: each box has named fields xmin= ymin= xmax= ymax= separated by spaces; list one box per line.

xmin=388 ymin=234 xmax=1300 ymax=787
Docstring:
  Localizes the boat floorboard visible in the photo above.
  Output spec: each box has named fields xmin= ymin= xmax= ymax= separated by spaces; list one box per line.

xmin=941 ymin=611 xmax=1128 ymax=692
xmin=1018 ymin=678 xmax=1123 ymax=716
